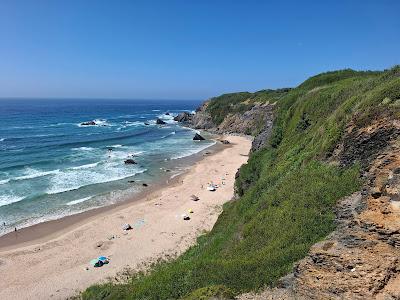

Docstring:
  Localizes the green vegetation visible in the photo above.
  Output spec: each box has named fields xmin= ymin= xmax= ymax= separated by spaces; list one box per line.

xmin=82 ymin=66 xmax=400 ymax=300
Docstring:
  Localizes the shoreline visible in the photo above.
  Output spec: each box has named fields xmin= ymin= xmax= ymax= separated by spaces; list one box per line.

xmin=0 ymin=136 xmax=223 ymax=251
xmin=0 ymin=135 xmax=251 ymax=300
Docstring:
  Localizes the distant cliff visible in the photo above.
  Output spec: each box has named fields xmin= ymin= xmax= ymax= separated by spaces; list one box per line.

xmin=177 ymin=89 xmax=290 ymax=152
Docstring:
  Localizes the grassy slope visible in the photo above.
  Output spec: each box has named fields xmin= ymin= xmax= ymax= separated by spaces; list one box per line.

xmin=82 ymin=67 xmax=400 ymax=300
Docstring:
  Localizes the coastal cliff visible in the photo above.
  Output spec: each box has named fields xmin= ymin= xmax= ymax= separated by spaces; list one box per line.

xmin=82 ymin=66 xmax=400 ymax=299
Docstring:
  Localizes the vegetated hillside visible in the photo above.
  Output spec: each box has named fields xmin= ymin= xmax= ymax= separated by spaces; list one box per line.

xmin=81 ymin=66 xmax=400 ymax=300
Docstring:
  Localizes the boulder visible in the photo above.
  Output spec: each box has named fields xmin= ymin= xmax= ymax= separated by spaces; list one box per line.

xmin=165 ymin=112 xmax=170 ymax=116
xmin=156 ymin=118 xmax=166 ymax=125
xmin=221 ymin=140 xmax=230 ymax=144
xmin=142 ymin=183 xmax=148 ymax=187
xmin=174 ymin=112 xmax=193 ymax=123
xmin=193 ymin=133 xmax=205 ymax=141
xmin=124 ymin=159 xmax=137 ymax=165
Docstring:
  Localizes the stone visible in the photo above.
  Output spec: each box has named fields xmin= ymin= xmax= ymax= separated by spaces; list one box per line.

xmin=124 ymin=159 xmax=136 ymax=165
xmin=193 ymin=133 xmax=205 ymax=141
xmin=80 ymin=121 xmax=96 ymax=126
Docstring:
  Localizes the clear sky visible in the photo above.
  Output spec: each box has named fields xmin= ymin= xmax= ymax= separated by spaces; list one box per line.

xmin=0 ymin=0 xmax=399 ymax=100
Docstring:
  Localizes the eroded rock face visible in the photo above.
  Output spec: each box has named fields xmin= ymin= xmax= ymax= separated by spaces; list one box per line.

xmin=190 ymin=101 xmax=215 ymax=130
xmin=184 ymin=101 xmax=275 ymax=152
xmin=328 ymin=111 xmax=400 ymax=168
xmin=239 ymin=113 xmax=400 ymax=300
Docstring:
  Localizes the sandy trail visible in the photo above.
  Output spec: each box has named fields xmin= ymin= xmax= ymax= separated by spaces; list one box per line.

xmin=0 ymin=135 xmax=251 ymax=300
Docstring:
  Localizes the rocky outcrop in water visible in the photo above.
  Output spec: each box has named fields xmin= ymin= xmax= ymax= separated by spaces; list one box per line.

xmin=80 ymin=121 xmax=97 ymax=126
xmin=174 ymin=112 xmax=193 ymax=123
xmin=156 ymin=118 xmax=166 ymax=125
xmin=193 ymin=133 xmax=205 ymax=141
xmin=124 ymin=159 xmax=136 ymax=165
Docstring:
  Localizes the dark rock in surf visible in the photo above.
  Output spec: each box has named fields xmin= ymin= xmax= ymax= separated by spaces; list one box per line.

xmin=81 ymin=121 xmax=97 ymax=126
xmin=156 ymin=118 xmax=166 ymax=125
xmin=124 ymin=159 xmax=137 ymax=165
xmin=165 ymin=112 xmax=170 ymax=116
xmin=142 ymin=183 xmax=148 ymax=187
xmin=144 ymin=122 xmax=150 ymax=125
xmin=174 ymin=112 xmax=193 ymax=123
xmin=193 ymin=133 xmax=205 ymax=141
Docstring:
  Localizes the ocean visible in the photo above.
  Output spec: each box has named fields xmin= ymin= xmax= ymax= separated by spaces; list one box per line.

xmin=0 ymin=99 xmax=213 ymax=236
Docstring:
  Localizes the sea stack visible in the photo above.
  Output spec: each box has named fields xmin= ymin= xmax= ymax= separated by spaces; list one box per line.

xmin=193 ymin=133 xmax=205 ymax=141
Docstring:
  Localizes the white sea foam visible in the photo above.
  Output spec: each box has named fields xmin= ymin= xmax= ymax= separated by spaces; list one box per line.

xmin=157 ymin=113 xmax=177 ymax=124
xmin=152 ymin=109 xmax=160 ymax=112
xmin=107 ymin=144 xmax=124 ymax=148
xmin=161 ymin=131 xmax=176 ymax=138
xmin=69 ymin=162 xmax=100 ymax=170
xmin=46 ymin=167 xmax=147 ymax=195
xmin=124 ymin=121 xmax=143 ymax=127
xmin=9 ymin=168 xmax=60 ymax=182
xmin=0 ymin=138 xmax=5 ymax=142
xmin=72 ymin=147 xmax=95 ymax=151
xmin=170 ymin=172 xmax=184 ymax=179
xmin=77 ymin=119 xmax=111 ymax=127
xmin=66 ymin=196 xmax=93 ymax=206
xmin=171 ymin=141 xmax=216 ymax=160
xmin=0 ymin=194 xmax=26 ymax=207
xmin=0 ymin=179 xmax=10 ymax=185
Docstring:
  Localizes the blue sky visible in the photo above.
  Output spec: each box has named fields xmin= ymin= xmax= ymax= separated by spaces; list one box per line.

xmin=0 ymin=0 xmax=399 ymax=99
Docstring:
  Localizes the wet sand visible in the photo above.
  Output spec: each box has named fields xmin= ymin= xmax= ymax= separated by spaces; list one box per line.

xmin=0 ymin=135 xmax=251 ymax=300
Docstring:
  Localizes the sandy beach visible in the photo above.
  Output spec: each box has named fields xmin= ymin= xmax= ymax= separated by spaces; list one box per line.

xmin=0 ymin=135 xmax=251 ymax=300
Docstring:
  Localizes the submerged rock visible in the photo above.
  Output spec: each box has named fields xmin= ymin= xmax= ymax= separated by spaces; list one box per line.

xmin=193 ymin=133 xmax=205 ymax=141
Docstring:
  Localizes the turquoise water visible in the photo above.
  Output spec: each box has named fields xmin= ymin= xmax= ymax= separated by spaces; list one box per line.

xmin=0 ymin=99 xmax=213 ymax=235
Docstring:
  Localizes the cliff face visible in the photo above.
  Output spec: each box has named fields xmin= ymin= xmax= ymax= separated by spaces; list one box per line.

xmin=183 ymin=99 xmax=276 ymax=152
xmin=240 ymin=106 xmax=400 ymax=300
